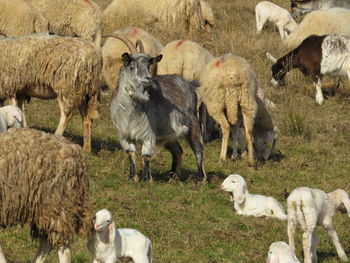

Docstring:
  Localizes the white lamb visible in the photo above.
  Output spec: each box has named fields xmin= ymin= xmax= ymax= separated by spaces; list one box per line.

xmin=287 ymin=187 xmax=350 ymax=263
xmin=220 ymin=174 xmax=287 ymax=220
xmin=255 ymin=1 xmax=298 ymax=40
xmin=87 ymin=209 xmax=152 ymax=263
xmin=0 ymin=105 xmax=23 ymax=132
xmin=267 ymin=241 xmax=301 ymax=263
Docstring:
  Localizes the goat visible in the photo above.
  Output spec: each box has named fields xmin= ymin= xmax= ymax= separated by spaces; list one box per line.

xmin=266 ymin=34 xmax=350 ymax=105
xmin=291 ymin=0 xmax=350 ymax=16
xmin=107 ymin=35 xmax=206 ymax=183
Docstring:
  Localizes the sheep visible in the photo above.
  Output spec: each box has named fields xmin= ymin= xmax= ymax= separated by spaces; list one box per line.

xmin=102 ymin=27 xmax=163 ymax=90
xmin=255 ymin=1 xmax=298 ymax=40
xmin=88 ymin=209 xmax=152 ymax=263
xmin=267 ymin=34 xmax=350 ymax=105
xmin=283 ymin=8 xmax=350 ymax=49
xmin=0 ymin=0 xmax=48 ymax=36
xmin=267 ymin=241 xmax=301 ymax=263
xmin=200 ymin=0 xmax=215 ymax=27
xmin=0 ymin=34 xmax=102 ymax=152
xmin=109 ymin=35 xmax=206 ymax=183
xmin=102 ymin=0 xmax=205 ymax=34
xmin=0 ymin=105 xmax=23 ymax=133
xmin=287 ymin=187 xmax=350 ymax=263
xmin=197 ymin=54 xmax=276 ymax=166
xmin=0 ymin=128 xmax=91 ymax=263
xmin=220 ymin=174 xmax=287 ymax=220
xmin=28 ymin=0 xmax=102 ymax=46
xmin=291 ymin=0 xmax=350 ymax=16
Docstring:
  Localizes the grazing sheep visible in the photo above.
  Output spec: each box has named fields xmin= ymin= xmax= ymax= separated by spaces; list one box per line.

xmin=287 ymin=187 xmax=350 ymax=263
xmin=267 ymin=241 xmax=301 ymax=263
xmin=0 ymin=0 xmax=48 ymax=36
xmin=283 ymin=8 xmax=350 ymax=49
xmin=200 ymin=0 xmax=215 ymax=27
xmin=88 ymin=209 xmax=152 ymax=263
xmin=198 ymin=54 xmax=276 ymax=166
xmin=0 ymin=34 xmax=102 ymax=152
xmin=0 ymin=105 xmax=23 ymax=132
xmin=267 ymin=34 xmax=350 ymax=105
xmin=255 ymin=1 xmax=298 ymax=40
xmin=102 ymin=0 xmax=205 ymax=34
xmin=102 ymin=27 xmax=163 ymax=90
xmin=109 ymin=36 xmax=206 ymax=183
xmin=28 ymin=0 xmax=102 ymax=46
xmin=0 ymin=128 xmax=91 ymax=263
xmin=291 ymin=0 xmax=350 ymax=16
xmin=221 ymin=174 xmax=287 ymax=220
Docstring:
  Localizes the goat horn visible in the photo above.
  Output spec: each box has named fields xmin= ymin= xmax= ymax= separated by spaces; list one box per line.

xmin=102 ymin=34 xmax=137 ymax=54
xmin=135 ymin=39 xmax=145 ymax=53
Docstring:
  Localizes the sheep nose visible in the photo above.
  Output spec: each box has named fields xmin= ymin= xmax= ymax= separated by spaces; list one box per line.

xmin=220 ymin=185 xmax=224 ymax=190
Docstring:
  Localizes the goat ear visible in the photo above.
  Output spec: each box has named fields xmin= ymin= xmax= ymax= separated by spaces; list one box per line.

xmin=266 ymin=52 xmax=277 ymax=63
xmin=108 ymin=221 xmax=116 ymax=243
xmin=122 ymin=53 xmax=131 ymax=64
xmin=151 ymin=54 xmax=163 ymax=64
xmin=234 ymin=180 xmax=246 ymax=204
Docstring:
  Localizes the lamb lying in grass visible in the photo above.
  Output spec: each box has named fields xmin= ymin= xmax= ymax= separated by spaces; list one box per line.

xmin=221 ymin=174 xmax=287 ymax=220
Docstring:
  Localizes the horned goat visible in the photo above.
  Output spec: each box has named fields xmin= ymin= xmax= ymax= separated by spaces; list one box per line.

xmin=198 ymin=54 xmax=276 ymax=166
xmin=221 ymin=174 xmax=287 ymax=220
xmin=267 ymin=34 xmax=350 ymax=105
xmin=255 ymin=1 xmax=298 ymax=40
xmin=267 ymin=241 xmax=301 ymax=263
xmin=0 ymin=34 xmax=102 ymax=152
xmin=0 ymin=128 xmax=91 ymax=263
xmin=291 ymin=0 xmax=350 ymax=16
xmin=109 ymin=35 xmax=206 ymax=183
xmin=88 ymin=209 xmax=152 ymax=263
xmin=287 ymin=187 xmax=350 ymax=263
xmin=0 ymin=105 xmax=23 ymax=133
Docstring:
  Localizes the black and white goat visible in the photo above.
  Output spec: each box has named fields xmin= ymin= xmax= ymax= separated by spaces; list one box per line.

xmin=267 ymin=34 xmax=350 ymax=105
xmin=107 ymin=35 xmax=206 ymax=183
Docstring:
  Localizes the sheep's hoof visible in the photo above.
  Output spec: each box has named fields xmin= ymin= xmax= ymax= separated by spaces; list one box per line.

xmin=339 ymin=254 xmax=348 ymax=262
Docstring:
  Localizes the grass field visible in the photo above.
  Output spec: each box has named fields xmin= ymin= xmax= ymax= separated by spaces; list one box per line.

xmin=1 ymin=0 xmax=350 ymax=262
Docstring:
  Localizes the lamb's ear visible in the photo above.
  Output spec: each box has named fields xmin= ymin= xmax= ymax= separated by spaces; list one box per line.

xmin=234 ymin=180 xmax=246 ymax=204
xmin=108 ymin=221 xmax=116 ymax=243
xmin=266 ymin=52 xmax=277 ymax=63
xmin=342 ymin=194 xmax=350 ymax=215
xmin=270 ymin=254 xmax=280 ymax=263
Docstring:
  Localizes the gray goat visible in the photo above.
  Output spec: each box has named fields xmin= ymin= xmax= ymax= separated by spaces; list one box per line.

xmin=108 ymin=35 xmax=206 ymax=183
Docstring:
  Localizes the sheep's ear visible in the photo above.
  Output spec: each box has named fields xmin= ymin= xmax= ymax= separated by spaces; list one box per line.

xmin=342 ymin=195 xmax=350 ymax=215
xmin=266 ymin=52 xmax=277 ymax=63
xmin=122 ymin=53 xmax=131 ymax=64
xmin=108 ymin=221 xmax=116 ymax=243
xmin=234 ymin=181 xmax=246 ymax=204
xmin=270 ymin=254 xmax=280 ymax=263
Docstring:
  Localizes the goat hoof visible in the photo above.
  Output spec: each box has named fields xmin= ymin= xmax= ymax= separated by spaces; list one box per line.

xmin=167 ymin=172 xmax=179 ymax=182
xmin=128 ymin=174 xmax=139 ymax=182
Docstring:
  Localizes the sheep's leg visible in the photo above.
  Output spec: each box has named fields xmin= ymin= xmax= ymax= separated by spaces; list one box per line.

xmin=57 ymin=246 xmax=71 ymax=263
xmin=302 ymin=231 xmax=313 ymax=263
xmin=32 ymin=237 xmax=52 ymax=263
xmin=231 ymin=124 xmax=239 ymax=159
xmin=311 ymin=230 xmax=318 ymax=263
xmin=128 ymin=151 xmax=138 ymax=181
xmin=78 ymin=100 xmax=92 ymax=152
xmin=288 ymin=220 xmax=297 ymax=252
xmin=313 ymin=77 xmax=324 ymax=105
xmin=324 ymin=222 xmax=348 ymax=261
xmin=0 ymin=245 xmax=6 ymax=263
xmin=277 ymin=23 xmax=287 ymax=40
xmin=56 ymin=98 xmax=72 ymax=136
xmin=216 ymin=114 xmax=230 ymax=161
xmin=164 ymin=141 xmax=183 ymax=177
xmin=241 ymin=112 xmax=254 ymax=167
xmin=198 ymin=103 xmax=209 ymax=143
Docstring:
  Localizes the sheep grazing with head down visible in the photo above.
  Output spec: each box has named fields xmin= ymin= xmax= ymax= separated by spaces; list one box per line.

xmin=221 ymin=174 xmax=287 ymax=220
xmin=0 ymin=105 xmax=23 ymax=133
xmin=267 ymin=241 xmax=301 ymax=263
xmin=0 ymin=128 xmax=91 ymax=263
xmin=88 ymin=209 xmax=152 ymax=263
xmin=287 ymin=187 xmax=350 ymax=263
xmin=200 ymin=0 xmax=215 ymax=27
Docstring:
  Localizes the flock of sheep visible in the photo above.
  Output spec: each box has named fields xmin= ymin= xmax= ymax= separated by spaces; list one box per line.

xmin=0 ymin=0 xmax=349 ymax=262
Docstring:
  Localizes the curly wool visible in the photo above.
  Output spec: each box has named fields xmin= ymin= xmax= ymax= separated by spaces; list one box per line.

xmin=0 ymin=128 xmax=91 ymax=247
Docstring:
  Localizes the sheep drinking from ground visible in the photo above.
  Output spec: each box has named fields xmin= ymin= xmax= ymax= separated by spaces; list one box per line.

xmin=198 ymin=54 xmax=276 ymax=166
xmin=109 ymin=36 xmax=206 ymax=183
xmin=255 ymin=1 xmax=298 ymax=40
xmin=0 ymin=128 xmax=91 ymax=263
xmin=267 ymin=241 xmax=301 ymax=263
xmin=0 ymin=34 xmax=102 ymax=152
xmin=221 ymin=174 xmax=287 ymax=220
xmin=291 ymin=0 xmax=350 ymax=16
xmin=0 ymin=105 xmax=23 ymax=132
xmin=287 ymin=187 xmax=350 ymax=263
xmin=267 ymin=34 xmax=350 ymax=105
xmin=88 ymin=209 xmax=152 ymax=263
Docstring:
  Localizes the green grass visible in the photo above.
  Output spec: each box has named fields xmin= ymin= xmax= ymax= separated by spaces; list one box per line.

xmin=1 ymin=0 xmax=350 ymax=262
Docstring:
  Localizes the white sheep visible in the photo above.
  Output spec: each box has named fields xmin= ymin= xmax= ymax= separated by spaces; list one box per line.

xmin=88 ymin=209 xmax=152 ymax=263
xmin=221 ymin=174 xmax=287 ymax=220
xmin=0 ymin=105 xmax=23 ymax=133
xmin=255 ymin=1 xmax=298 ymax=40
xmin=267 ymin=241 xmax=301 ymax=263
xmin=287 ymin=187 xmax=350 ymax=263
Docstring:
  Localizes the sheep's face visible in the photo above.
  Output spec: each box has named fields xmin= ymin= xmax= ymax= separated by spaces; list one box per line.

xmin=94 ymin=209 xmax=113 ymax=231
xmin=267 ymin=241 xmax=300 ymax=263
xmin=254 ymin=129 xmax=276 ymax=161
xmin=335 ymin=190 xmax=350 ymax=217
xmin=121 ymin=53 xmax=162 ymax=102
xmin=220 ymin=174 xmax=247 ymax=204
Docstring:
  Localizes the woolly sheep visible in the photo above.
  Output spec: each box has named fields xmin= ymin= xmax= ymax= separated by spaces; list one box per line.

xmin=255 ymin=1 xmax=298 ymax=40
xmin=284 ymin=8 xmax=350 ymax=49
xmin=88 ymin=209 xmax=152 ymax=263
xmin=287 ymin=187 xmax=350 ymax=263
xmin=267 ymin=241 xmax=301 ymax=263
xmin=102 ymin=27 xmax=163 ymax=90
xmin=198 ymin=54 xmax=277 ymax=166
xmin=102 ymin=0 xmax=205 ymax=34
xmin=200 ymin=0 xmax=215 ymax=27
xmin=0 ymin=34 xmax=102 ymax=152
xmin=0 ymin=128 xmax=91 ymax=263
xmin=28 ymin=0 xmax=102 ymax=46
xmin=221 ymin=174 xmax=287 ymax=220
xmin=0 ymin=0 xmax=48 ymax=36
xmin=0 ymin=105 xmax=23 ymax=133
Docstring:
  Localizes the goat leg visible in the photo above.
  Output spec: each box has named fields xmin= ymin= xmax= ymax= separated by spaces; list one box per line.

xmin=164 ymin=141 xmax=183 ymax=178
xmin=128 ymin=152 xmax=138 ymax=181
xmin=142 ymin=155 xmax=152 ymax=182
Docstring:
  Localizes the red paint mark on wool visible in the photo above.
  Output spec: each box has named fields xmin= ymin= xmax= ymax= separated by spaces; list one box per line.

xmin=129 ymin=28 xmax=139 ymax=36
xmin=175 ymin=40 xmax=186 ymax=48
xmin=215 ymin=57 xmax=224 ymax=67
xmin=83 ymin=0 xmax=92 ymax=6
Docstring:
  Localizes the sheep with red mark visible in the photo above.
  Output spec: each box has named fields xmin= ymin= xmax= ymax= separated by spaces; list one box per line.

xmin=267 ymin=34 xmax=350 ymax=105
